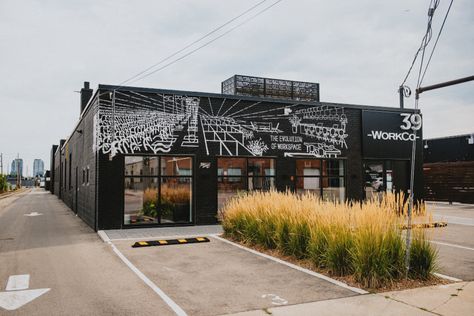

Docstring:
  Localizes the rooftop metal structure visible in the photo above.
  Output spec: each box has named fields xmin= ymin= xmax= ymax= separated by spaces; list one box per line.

xmin=221 ymin=75 xmax=320 ymax=102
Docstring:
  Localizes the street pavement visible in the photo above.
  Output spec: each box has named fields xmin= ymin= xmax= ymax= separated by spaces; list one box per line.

xmin=1 ymin=190 xmax=473 ymax=316
xmin=426 ymin=202 xmax=474 ymax=281
xmin=0 ymin=189 xmax=175 ymax=316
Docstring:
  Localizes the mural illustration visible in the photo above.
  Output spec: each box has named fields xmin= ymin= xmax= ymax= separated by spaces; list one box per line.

xmin=94 ymin=90 xmax=349 ymax=158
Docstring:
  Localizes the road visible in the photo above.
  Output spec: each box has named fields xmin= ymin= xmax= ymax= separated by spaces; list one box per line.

xmin=1 ymin=189 xmax=472 ymax=315
xmin=0 ymin=189 xmax=174 ymax=316
xmin=426 ymin=202 xmax=474 ymax=281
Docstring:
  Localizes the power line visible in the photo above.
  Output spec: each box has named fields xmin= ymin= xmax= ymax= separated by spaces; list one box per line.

xmin=400 ymin=0 xmax=440 ymax=87
xmin=420 ymin=0 xmax=454 ymax=85
xmin=118 ymin=0 xmax=269 ymax=87
xmin=128 ymin=0 xmax=284 ymax=85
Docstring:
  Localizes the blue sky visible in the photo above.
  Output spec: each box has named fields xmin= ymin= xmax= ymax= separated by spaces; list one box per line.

xmin=0 ymin=0 xmax=472 ymax=175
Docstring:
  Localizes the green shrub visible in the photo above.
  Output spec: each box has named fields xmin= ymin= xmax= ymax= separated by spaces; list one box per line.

xmin=326 ymin=229 xmax=354 ymax=276
xmin=275 ymin=221 xmax=290 ymax=254
xmin=221 ymin=190 xmax=435 ymax=288
xmin=287 ymin=221 xmax=311 ymax=259
xmin=255 ymin=214 xmax=277 ymax=249
xmin=0 ymin=175 xmax=8 ymax=193
xmin=409 ymin=231 xmax=438 ymax=280
xmin=307 ymin=225 xmax=329 ymax=268
xmin=352 ymin=228 xmax=405 ymax=288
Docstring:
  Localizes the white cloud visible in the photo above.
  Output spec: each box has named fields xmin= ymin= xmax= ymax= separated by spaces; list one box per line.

xmin=0 ymin=0 xmax=472 ymax=174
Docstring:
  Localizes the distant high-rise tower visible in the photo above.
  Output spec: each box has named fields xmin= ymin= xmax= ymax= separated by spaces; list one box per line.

xmin=10 ymin=159 xmax=23 ymax=177
xmin=33 ymin=159 xmax=45 ymax=177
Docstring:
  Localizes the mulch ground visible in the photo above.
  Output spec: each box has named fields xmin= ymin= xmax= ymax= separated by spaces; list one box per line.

xmin=224 ymin=235 xmax=451 ymax=293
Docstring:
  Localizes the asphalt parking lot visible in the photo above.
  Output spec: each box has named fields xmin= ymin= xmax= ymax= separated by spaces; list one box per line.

xmin=111 ymin=236 xmax=359 ymax=316
xmin=426 ymin=202 xmax=474 ymax=281
xmin=102 ymin=202 xmax=474 ymax=315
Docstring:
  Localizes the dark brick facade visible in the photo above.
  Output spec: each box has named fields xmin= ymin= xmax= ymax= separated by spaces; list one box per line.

xmin=51 ymin=85 xmax=423 ymax=231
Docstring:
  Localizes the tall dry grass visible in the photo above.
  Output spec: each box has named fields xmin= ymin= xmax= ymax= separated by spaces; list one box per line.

xmin=222 ymin=190 xmax=437 ymax=288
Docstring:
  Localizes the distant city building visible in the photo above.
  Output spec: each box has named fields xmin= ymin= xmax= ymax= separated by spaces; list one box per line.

xmin=10 ymin=159 xmax=23 ymax=177
xmin=33 ymin=159 xmax=45 ymax=177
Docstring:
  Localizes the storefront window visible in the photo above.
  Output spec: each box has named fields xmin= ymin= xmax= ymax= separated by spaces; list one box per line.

xmin=124 ymin=155 xmax=193 ymax=226
xmin=160 ymin=177 xmax=192 ymax=224
xmin=364 ymin=162 xmax=384 ymax=197
xmin=125 ymin=156 xmax=158 ymax=177
xmin=295 ymin=159 xmax=345 ymax=201
xmin=363 ymin=160 xmax=409 ymax=199
xmin=160 ymin=156 xmax=192 ymax=176
xmin=217 ymin=158 xmax=246 ymax=177
xmin=248 ymin=158 xmax=275 ymax=177
xmin=124 ymin=177 xmax=159 ymax=225
xmin=323 ymin=160 xmax=345 ymax=177
xmin=322 ymin=177 xmax=345 ymax=201
xmin=296 ymin=159 xmax=321 ymax=176
xmin=217 ymin=157 xmax=276 ymax=214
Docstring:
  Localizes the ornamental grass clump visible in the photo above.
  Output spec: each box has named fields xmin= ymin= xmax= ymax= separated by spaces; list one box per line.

xmin=409 ymin=230 xmax=438 ymax=280
xmin=221 ymin=190 xmax=438 ymax=288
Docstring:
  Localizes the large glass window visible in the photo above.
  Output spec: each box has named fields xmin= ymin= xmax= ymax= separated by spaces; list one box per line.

xmin=124 ymin=156 xmax=193 ymax=226
xmin=295 ymin=159 xmax=345 ymax=201
xmin=217 ymin=157 xmax=276 ymax=213
xmin=124 ymin=177 xmax=159 ymax=225
xmin=363 ymin=160 xmax=409 ymax=200
xmin=364 ymin=162 xmax=384 ymax=198
xmin=160 ymin=177 xmax=192 ymax=224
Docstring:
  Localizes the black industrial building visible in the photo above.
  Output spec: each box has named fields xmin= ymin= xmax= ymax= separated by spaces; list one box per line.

xmin=49 ymin=77 xmax=424 ymax=231
xmin=424 ymin=133 xmax=474 ymax=203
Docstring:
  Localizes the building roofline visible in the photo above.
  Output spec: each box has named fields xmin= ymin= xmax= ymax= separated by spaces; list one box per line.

xmin=97 ymin=84 xmax=420 ymax=113
xmin=425 ymin=133 xmax=474 ymax=141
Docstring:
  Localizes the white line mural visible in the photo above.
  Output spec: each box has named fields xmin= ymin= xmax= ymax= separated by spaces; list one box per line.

xmin=94 ymin=90 xmax=350 ymax=158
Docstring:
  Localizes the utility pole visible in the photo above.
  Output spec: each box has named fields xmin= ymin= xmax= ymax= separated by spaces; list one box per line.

xmin=398 ymin=86 xmax=404 ymax=109
xmin=405 ymin=74 xmax=474 ymax=275
xmin=398 ymin=85 xmax=411 ymax=109
xmin=0 ymin=153 xmax=3 ymax=175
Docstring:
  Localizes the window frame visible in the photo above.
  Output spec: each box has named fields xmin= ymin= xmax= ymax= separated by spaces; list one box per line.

xmin=294 ymin=158 xmax=347 ymax=201
xmin=123 ymin=154 xmax=195 ymax=227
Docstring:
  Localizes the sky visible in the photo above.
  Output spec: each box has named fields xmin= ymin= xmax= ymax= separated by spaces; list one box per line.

xmin=0 ymin=0 xmax=473 ymax=176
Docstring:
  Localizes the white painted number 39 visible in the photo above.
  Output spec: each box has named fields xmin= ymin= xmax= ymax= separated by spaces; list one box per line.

xmin=400 ymin=113 xmax=422 ymax=131
xmin=261 ymin=294 xmax=288 ymax=305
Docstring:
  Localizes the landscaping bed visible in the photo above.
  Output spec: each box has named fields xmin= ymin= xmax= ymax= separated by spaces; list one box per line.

xmin=225 ymin=236 xmax=450 ymax=292
xmin=222 ymin=190 xmax=445 ymax=291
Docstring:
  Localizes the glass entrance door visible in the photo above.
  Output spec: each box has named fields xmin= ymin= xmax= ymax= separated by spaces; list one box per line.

xmin=363 ymin=160 xmax=409 ymax=199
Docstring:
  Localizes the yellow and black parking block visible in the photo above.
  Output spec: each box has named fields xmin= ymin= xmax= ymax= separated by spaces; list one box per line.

xmin=132 ymin=237 xmax=210 ymax=248
xmin=401 ymin=222 xmax=447 ymax=230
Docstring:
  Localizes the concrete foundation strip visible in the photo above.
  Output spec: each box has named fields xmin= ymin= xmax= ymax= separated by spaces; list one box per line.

xmin=210 ymin=234 xmax=368 ymax=295
xmin=433 ymin=273 xmax=463 ymax=282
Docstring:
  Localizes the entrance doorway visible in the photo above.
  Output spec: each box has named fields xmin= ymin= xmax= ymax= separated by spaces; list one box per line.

xmin=363 ymin=160 xmax=409 ymax=199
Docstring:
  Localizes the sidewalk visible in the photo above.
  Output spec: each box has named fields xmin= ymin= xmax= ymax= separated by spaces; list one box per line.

xmin=224 ymin=281 xmax=473 ymax=316
xmin=101 ymin=225 xmax=223 ymax=241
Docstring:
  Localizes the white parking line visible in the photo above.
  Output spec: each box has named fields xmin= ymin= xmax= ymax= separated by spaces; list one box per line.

xmin=430 ymin=240 xmax=474 ymax=251
xmin=211 ymin=234 xmax=368 ymax=295
xmin=432 ymin=214 xmax=474 ymax=226
xmin=5 ymin=274 xmax=30 ymax=291
xmin=104 ymin=238 xmax=187 ymax=316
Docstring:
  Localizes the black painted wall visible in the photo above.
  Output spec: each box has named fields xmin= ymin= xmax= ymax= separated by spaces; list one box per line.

xmin=51 ymin=84 xmax=423 ymax=230
xmin=424 ymin=134 xmax=474 ymax=163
